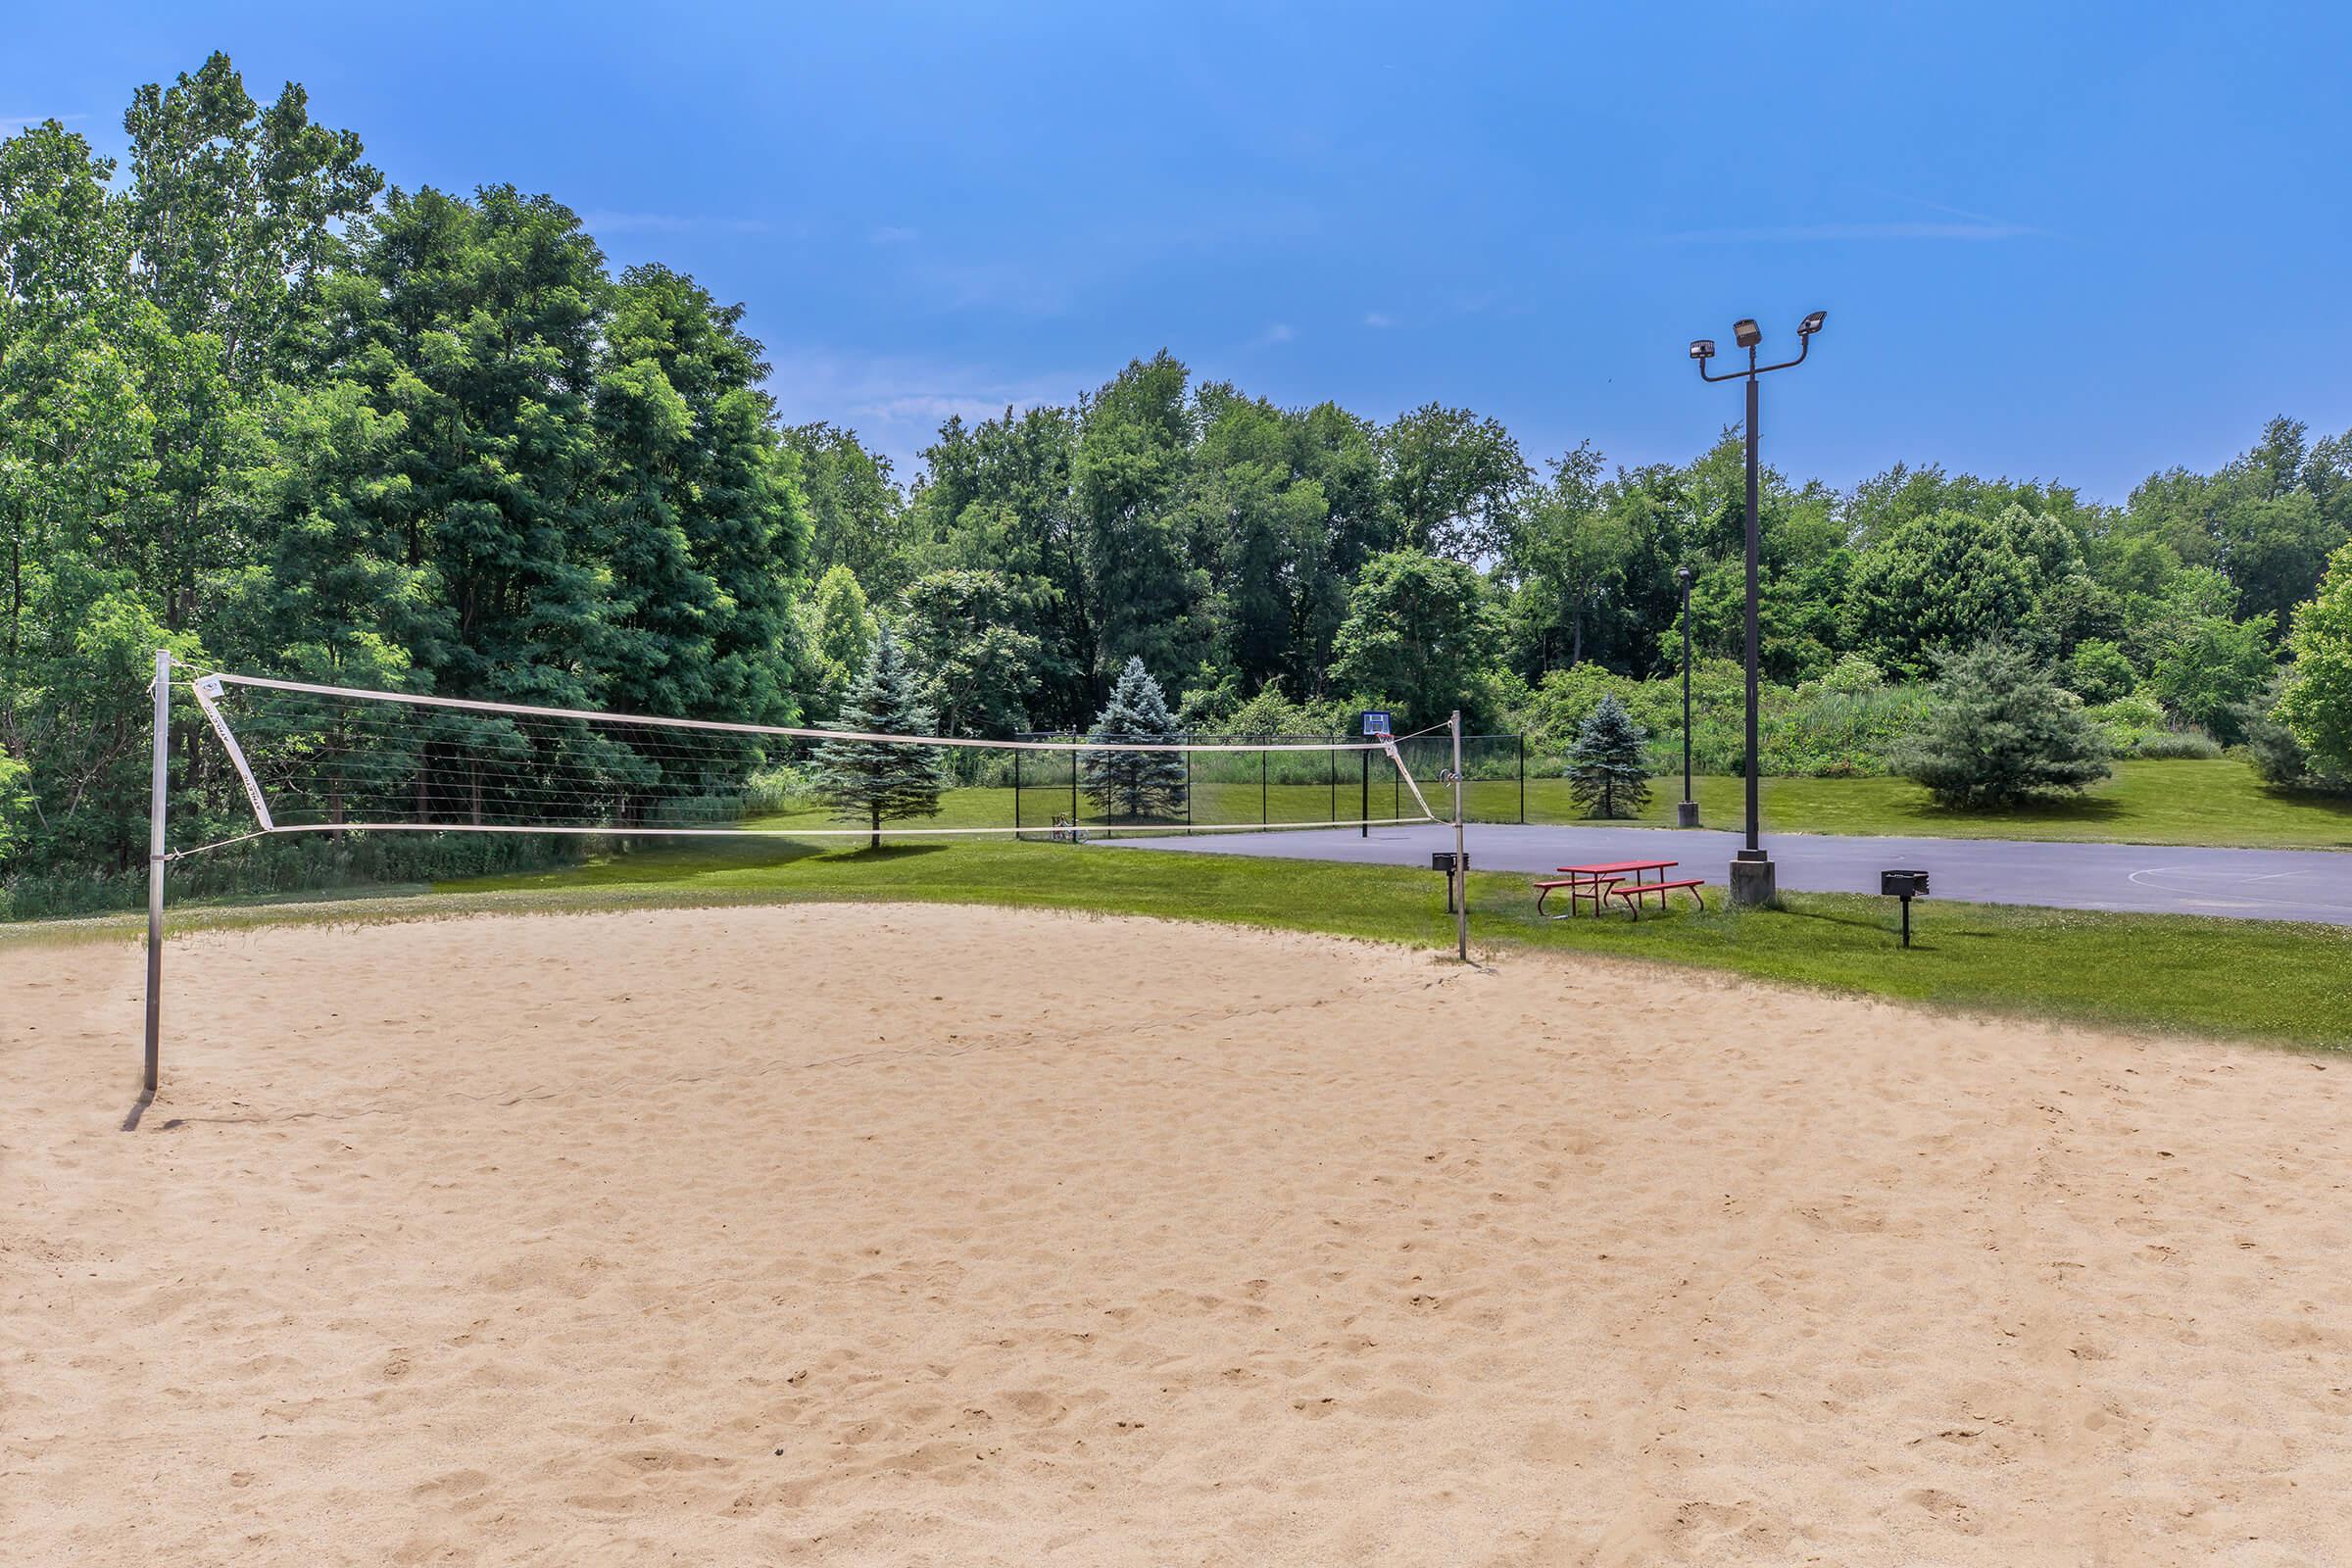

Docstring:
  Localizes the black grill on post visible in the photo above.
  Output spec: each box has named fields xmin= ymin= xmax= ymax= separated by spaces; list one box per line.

xmin=1433 ymin=851 xmax=1467 ymax=914
xmin=1882 ymin=869 xmax=1930 ymax=948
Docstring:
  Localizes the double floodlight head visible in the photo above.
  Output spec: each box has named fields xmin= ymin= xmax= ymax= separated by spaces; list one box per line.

xmin=1798 ymin=309 xmax=1827 ymax=336
xmin=1688 ymin=338 xmax=1715 ymax=362
xmin=1733 ymin=318 xmax=1763 ymax=349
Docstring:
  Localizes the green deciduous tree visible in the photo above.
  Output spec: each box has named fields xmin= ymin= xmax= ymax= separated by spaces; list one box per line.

xmin=1380 ymin=402 xmax=1529 ymax=561
xmin=1330 ymin=548 xmax=1494 ymax=725
xmin=598 ymin=262 xmax=806 ymax=724
xmin=1565 ymin=693 xmax=1650 ymax=819
xmin=801 ymin=564 xmax=878 ymax=723
xmin=1848 ymin=506 xmax=2057 ymax=679
xmin=1075 ymin=351 xmax=1209 ymax=689
xmin=2278 ymin=541 xmax=2352 ymax=777
xmin=339 ymin=183 xmax=611 ymax=708
xmin=2148 ymin=612 xmax=2275 ymax=744
xmin=1901 ymin=639 xmax=2111 ymax=808
xmin=787 ymin=422 xmax=908 ymax=596
xmin=898 ymin=567 xmax=1046 ymax=737
xmin=810 ymin=627 xmax=944 ymax=848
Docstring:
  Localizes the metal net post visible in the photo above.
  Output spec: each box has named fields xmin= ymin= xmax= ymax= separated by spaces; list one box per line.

xmin=142 ymin=648 xmax=170 ymax=1094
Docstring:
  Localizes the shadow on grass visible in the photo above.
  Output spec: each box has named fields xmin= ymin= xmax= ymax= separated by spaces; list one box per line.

xmin=1895 ymin=795 xmax=2129 ymax=830
xmin=821 ymin=842 xmax=955 ymax=862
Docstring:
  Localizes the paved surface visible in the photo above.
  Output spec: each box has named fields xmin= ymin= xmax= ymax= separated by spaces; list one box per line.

xmin=1105 ymin=821 xmax=2352 ymax=925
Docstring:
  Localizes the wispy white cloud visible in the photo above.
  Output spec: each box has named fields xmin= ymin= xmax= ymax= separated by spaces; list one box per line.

xmin=868 ymin=224 xmax=919 ymax=245
xmin=578 ymin=210 xmax=775 ymax=236
xmin=764 ymin=349 xmax=1088 ymax=478
xmin=1255 ymin=322 xmax=1297 ymax=347
xmin=3 ymin=113 xmax=85 ymax=130
xmin=1363 ymin=312 xmax=1395 ymax=329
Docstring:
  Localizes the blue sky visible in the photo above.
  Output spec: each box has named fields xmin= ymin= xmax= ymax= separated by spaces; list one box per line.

xmin=11 ymin=1 xmax=2350 ymax=501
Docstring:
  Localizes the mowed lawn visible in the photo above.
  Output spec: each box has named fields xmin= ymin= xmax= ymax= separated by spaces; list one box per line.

xmin=1622 ymin=759 xmax=2352 ymax=850
xmin=356 ymin=837 xmax=2352 ymax=1051
xmin=759 ymin=758 xmax=2352 ymax=852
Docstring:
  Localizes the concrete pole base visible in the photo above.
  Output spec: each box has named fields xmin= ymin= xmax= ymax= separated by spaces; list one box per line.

xmin=1676 ymin=800 xmax=1700 ymax=829
xmin=1728 ymin=853 xmax=1777 ymax=908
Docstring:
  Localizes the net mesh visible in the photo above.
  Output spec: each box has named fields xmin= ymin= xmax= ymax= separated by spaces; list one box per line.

xmin=176 ymin=672 xmax=1445 ymax=856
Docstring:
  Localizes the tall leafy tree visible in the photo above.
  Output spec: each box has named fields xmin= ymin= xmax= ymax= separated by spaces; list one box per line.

xmin=801 ymin=564 xmax=878 ymax=723
xmin=1847 ymin=506 xmax=2052 ymax=678
xmin=1074 ymin=351 xmax=1206 ymax=692
xmin=339 ymin=183 xmax=612 ymax=707
xmin=898 ymin=567 xmax=1046 ymax=737
xmin=1330 ymin=548 xmax=1494 ymax=724
xmin=786 ymin=422 xmax=907 ymax=596
xmin=1183 ymin=388 xmax=1329 ymax=695
xmin=2278 ymin=541 xmax=2352 ymax=777
xmin=597 ymin=262 xmax=806 ymax=723
xmin=119 ymin=52 xmax=380 ymax=632
xmin=1380 ymin=402 xmax=1528 ymax=561
xmin=2148 ymin=612 xmax=2274 ymax=743
xmin=913 ymin=404 xmax=1092 ymax=726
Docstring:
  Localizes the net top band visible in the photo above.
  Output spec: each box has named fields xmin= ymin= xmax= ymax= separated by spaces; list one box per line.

xmin=203 ymin=672 xmax=1417 ymax=755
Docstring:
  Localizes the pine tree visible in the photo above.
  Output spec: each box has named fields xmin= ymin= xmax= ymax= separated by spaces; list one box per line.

xmin=1565 ymin=693 xmax=1652 ymax=818
xmin=810 ymin=628 xmax=945 ymax=848
xmin=1901 ymin=637 xmax=2111 ymax=808
xmin=1082 ymin=655 xmax=1188 ymax=820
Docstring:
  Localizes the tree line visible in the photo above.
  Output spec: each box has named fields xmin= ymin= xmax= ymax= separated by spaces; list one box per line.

xmin=7 ymin=52 xmax=2352 ymax=905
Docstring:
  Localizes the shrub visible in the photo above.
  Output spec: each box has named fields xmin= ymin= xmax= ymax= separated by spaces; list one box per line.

xmin=1760 ymin=684 xmax=1935 ymax=777
xmin=2064 ymin=638 xmax=2136 ymax=705
xmin=2239 ymin=670 xmax=2352 ymax=794
xmin=743 ymin=762 xmax=818 ymax=814
xmin=2132 ymin=730 xmax=2223 ymax=761
xmin=1900 ymin=638 xmax=2111 ymax=808
xmin=1809 ymin=653 xmax=1887 ymax=696
xmin=2085 ymin=692 xmax=2168 ymax=755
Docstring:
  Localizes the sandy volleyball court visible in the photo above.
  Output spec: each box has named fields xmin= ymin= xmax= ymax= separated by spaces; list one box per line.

xmin=4 ymin=904 xmax=2349 ymax=1565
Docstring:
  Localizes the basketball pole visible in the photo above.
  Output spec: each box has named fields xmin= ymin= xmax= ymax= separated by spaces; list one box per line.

xmin=143 ymin=647 xmax=170 ymax=1095
xmin=1450 ymin=710 xmax=1468 ymax=961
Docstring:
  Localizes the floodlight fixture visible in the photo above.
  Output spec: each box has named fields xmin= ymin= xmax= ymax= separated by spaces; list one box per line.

xmin=1688 ymin=338 xmax=1715 ymax=361
xmin=1733 ymin=318 xmax=1762 ymax=349
xmin=1798 ymin=309 xmax=1826 ymax=335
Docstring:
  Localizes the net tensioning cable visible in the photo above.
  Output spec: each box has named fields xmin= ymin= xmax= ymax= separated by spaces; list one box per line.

xmin=171 ymin=670 xmax=1446 ymax=858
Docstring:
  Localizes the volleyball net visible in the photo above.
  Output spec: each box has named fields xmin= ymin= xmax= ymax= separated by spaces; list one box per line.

xmin=172 ymin=669 xmax=1447 ymax=858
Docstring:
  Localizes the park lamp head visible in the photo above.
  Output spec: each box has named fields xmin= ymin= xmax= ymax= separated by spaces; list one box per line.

xmin=1676 ymin=564 xmax=1692 ymax=585
xmin=1688 ymin=338 xmax=1715 ymax=362
xmin=1733 ymin=318 xmax=1763 ymax=349
xmin=1798 ymin=309 xmax=1827 ymax=336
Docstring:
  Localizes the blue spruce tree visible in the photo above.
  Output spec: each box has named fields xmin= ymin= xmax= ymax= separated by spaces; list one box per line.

xmin=1082 ymin=656 xmax=1189 ymax=821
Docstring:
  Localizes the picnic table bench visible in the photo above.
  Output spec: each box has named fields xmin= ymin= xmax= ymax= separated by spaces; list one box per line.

xmin=1534 ymin=859 xmax=1706 ymax=920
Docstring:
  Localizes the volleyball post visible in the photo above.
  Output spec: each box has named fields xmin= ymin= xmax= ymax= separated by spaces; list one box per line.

xmin=1451 ymin=710 xmax=1467 ymax=961
xmin=142 ymin=648 xmax=169 ymax=1097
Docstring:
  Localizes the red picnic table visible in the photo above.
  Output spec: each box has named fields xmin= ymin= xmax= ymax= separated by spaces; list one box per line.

xmin=1535 ymin=858 xmax=1706 ymax=920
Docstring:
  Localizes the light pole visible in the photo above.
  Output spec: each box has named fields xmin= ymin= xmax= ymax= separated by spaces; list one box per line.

xmin=1689 ymin=309 xmax=1824 ymax=906
xmin=1675 ymin=565 xmax=1697 ymax=828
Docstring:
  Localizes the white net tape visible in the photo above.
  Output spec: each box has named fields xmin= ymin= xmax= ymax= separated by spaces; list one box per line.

xmin=174 ymin=671 xmax=1445 ymax=857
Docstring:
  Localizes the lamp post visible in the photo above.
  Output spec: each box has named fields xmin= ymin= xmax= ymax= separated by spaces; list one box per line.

xmin=1689 ymin=309 xmax=1825 ymax=906
xmin=1675 ymin=565 xmax=1697 ymax=828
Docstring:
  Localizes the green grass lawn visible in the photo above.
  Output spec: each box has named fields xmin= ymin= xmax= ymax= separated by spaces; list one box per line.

xmin=743 ymin=758 xmax=2352 ymax=852
xmin=27 ymin=835 xmax=2342 ymax=1052
xmin=1613 ymin=760 xmax=2352 ymax=850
